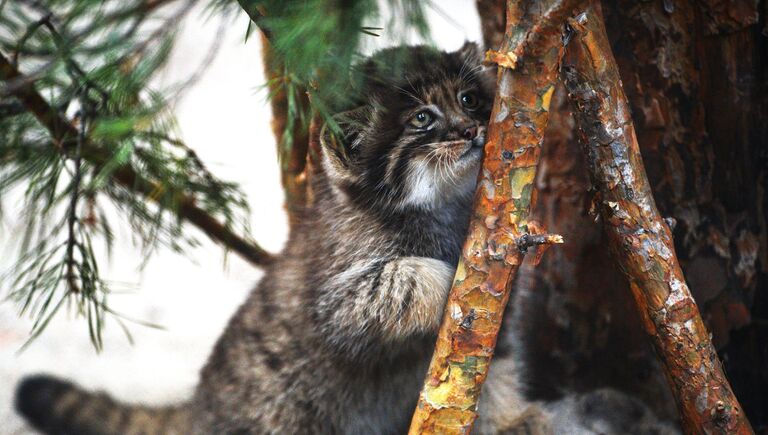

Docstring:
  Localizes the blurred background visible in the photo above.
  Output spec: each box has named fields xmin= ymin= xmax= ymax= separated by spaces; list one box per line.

xmin=0 ymin=2 xmax=480 ymax=433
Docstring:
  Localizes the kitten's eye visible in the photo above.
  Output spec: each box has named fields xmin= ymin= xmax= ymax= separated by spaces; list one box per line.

xmin=409 ymin=111 xmax=433 ymax=129
xmin=459 ymin=92 xmax=479 ymax=110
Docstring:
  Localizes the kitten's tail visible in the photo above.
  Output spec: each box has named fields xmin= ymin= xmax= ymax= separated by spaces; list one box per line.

xmin=15 ymin=374 xmax=190 ymax=435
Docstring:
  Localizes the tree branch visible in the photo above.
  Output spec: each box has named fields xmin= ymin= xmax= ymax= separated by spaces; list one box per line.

xmin=561 ymin=3 xmax=753 ymax=433
xmin=0 ymin=50 xmax=274 ymax=267
xmin=260 ymin=33 xmax=310 ymax=224
xmin=408 ymin=0 xmax=575 ymax=432
xmin=236 ymin=0 xmax=272 ymax=42
xmin=475 ymin=0 xmax=506 ymax=50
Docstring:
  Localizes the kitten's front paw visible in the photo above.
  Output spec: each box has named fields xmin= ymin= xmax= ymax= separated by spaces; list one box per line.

xmin=378 ymin=257 xmax=455 ymax=339
xmin=498 ymin=406 xmax=552 ymax=435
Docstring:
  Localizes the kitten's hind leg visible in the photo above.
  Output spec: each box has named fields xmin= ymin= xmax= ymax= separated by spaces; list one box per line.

xmin=474 ymin=356 xmax=553 ymax=435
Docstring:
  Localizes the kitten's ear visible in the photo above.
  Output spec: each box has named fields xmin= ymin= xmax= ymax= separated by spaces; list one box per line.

xmin=457 ymin=41 xmax=483 ymax=65
xmin=457 ymin=41 xmax=497 ymax=95
xmin=319 ymin=106 xmax=371 ymax=182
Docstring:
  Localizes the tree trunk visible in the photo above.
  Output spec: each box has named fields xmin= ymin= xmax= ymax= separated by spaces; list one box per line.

xmin=561 ymin=3 xmax=752 ymax=432
xmin=518 ymin=0 xmax=767 ymax=431
xmin=260 ymin=33 xmax=310 ymax=225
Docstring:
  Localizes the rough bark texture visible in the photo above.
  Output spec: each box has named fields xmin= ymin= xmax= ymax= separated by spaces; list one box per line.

xmin=408 ymin=1 xmax=575 ymax=432
xmin=0 ymin=51 xmax=274 ymax=267
xmin=260 ymin=33 xmax=310 ymax=224
xmin=560 ymin=3 xmax=753 ymax=433
xmin=512 ymin=1 xmax=767 ymax=432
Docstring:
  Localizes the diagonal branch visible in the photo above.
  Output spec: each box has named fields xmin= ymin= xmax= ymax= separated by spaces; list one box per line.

xmin=408 ymin=0 xmax=577 ymax=432
xmin=236 ymin=0 xmax=273 ymax=42
xmin=561 ymin=3 xmax=753 ymax=433
xmin=0 ymin=51 xmax=274 ymax=267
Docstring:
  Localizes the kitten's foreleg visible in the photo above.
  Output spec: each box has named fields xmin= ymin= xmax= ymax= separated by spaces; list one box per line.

xmin=321 ymin=257 xmax=454 ymax=344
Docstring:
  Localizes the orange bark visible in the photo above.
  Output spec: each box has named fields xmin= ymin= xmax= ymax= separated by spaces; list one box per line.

xmin=561 ymin=3 xmax=753 ymax=433
xmin=408 ymin=1 xmax=576 ymax=432
xmin=260 ymin=33 xmax=310 ymax=224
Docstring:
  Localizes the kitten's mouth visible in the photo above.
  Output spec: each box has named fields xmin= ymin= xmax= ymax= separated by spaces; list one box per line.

xmin=459 ymin=135 xmax=485 ymax=160
xmin=433 ymin=136 xmax=485 ymax=166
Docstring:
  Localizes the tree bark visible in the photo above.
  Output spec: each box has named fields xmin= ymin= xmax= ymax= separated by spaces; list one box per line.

xmin=260 ymin=33 xmax=310 ymax=225
xmin=408 ymin=1 xmax=576 ymax=432
xmin=561 ymin=3 xmax=753 ymax=433
xmin=0 ymin=51 xmax=274 ymax=267
xmin=475 ymin=0 xmax=505 ymax=50
xmin=516 ymin=0 xmax=767 ymax=429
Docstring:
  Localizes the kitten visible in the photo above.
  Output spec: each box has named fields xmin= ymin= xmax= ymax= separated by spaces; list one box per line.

xmin=15 ymin=42 xmax=531 ymax=435
xmin=14 ymin=43 xmax=678 ymax=435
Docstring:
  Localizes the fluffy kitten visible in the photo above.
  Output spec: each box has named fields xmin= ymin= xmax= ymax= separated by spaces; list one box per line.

xmin=15 ymin=43 xmax=677 ymax=435
xmin=15 ymin=42 xmax=529 ymax=435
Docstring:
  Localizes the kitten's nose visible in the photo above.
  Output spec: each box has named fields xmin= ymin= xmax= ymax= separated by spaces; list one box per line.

xmin=462 ymin=126 xmax=478 ymax=140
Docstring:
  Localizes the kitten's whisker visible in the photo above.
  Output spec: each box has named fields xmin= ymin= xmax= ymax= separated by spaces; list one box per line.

xmin=458 ymin=56 xmax=471 ymax=81
xmin=394 ymin=84 xmax=425 ymax=105
xmin=438 ymin=155 xmax=451 ymax=185
xmin=405 ymin=76 xmax=423 ymax=102
xmin=459 ymin=63 xmax=484 ymax=82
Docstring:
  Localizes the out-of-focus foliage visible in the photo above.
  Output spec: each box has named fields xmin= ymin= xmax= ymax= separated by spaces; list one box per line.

xmin=0 ymin=0 xmax=250 ymax=349
xmin=0 ymin=0 xmax=432 ymax=348
xmin=231 ymin=0 xmax=430 ymax=149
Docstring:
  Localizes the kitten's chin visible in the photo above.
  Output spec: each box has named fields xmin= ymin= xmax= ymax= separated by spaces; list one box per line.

xmin=445 ymin=150 xmax=482 ymax=202
xmin=453 ymin=146 xmax=483 ymax=178
xmin=456 ymin=162 xmax=481 ymax=196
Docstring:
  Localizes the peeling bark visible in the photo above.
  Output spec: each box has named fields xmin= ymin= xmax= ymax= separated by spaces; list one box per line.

xmin=409 ymin=1 xmax=576 ymax=432
xmin=521 ymin=0 xmax=767 ymax=428
xmin=561 ymin=3 xmax=753 ymax=433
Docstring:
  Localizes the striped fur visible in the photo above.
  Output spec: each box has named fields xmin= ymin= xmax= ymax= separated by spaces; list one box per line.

xmin=14 ymin=43 xmax=676 ymax=435
xmin=16 ymin=375 xmax=189 ymax=435
xmin=16 ymin=42 xmax=526 ymax=435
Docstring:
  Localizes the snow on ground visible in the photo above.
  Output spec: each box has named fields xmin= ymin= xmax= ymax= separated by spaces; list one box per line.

xmin=0 ymin=3 xmax=478 ymax=433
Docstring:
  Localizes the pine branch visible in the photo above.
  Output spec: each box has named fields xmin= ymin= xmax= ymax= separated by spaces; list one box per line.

xmin=561 ymin=3 xmax=753 ymax=433
xmin=235 ymin=0 xmax=272 ymax=41
xmin=0 ymin=51 xmax=274 ymax=267
xmin=408 ymin=0 xmax=576 ymax=431
xmin=1 ymin=0 xmax=185 ymax=95
xmin=64 ymin=106 xmax=86 ymax=294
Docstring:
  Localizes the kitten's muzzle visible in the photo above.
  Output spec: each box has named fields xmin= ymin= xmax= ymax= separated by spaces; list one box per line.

xmin=462 ymin=126 xmax=479 ymax=140
xmin=471 ymin=126 xmax=487 ymax=148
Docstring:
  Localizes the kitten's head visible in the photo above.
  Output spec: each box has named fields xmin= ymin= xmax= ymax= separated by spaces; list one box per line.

xmin=320 ymin=42 xmax=495 ymax=211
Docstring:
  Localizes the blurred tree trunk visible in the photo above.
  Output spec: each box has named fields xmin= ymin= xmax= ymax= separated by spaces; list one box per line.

xmin=513 ymin=0 xmax=767 ymax=430
xmin=260 ymin=33 xmax=310 ymax=225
